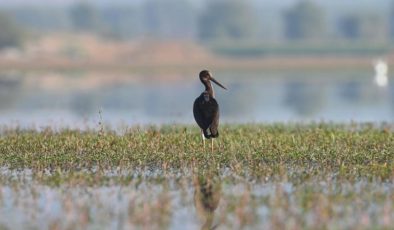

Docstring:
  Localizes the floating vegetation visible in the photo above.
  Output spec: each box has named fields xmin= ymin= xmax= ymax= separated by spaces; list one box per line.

xmin=0 ymin=124 xmax=392 ymax=229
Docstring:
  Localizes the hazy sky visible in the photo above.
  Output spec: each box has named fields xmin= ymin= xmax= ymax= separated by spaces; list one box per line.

xmin=0 ymin=0 xmax=390 ymax=12
xmin=0 ymin=0 xmax=311 ymax=7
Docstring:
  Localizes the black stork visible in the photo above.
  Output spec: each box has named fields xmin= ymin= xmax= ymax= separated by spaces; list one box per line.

xmin=193 ymin=70 xmax=227 ymax=151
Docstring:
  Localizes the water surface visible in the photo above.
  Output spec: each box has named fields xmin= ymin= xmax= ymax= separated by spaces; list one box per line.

xmin=0 ymin=70 xmax=393 ymax=128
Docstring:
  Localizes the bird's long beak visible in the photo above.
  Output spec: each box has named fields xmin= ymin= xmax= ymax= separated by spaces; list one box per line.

xmin=210 ymin=77 xmax=227 ymax=90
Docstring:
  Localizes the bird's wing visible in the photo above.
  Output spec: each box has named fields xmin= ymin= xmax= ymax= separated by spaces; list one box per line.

xmin=209 ymin=98 xmax=220 ymax=137
xmin=193 ymin=96 xmax=220 ymax=137
xmin=193 ymin=96 xmax=210 ymax=130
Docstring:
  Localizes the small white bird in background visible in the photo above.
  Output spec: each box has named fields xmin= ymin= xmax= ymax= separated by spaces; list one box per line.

xmin=373 ymin=59 xmax=388 ymax=87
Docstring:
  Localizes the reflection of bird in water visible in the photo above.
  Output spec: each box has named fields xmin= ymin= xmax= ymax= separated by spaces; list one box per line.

xmin=374 ymin=59 xmax=388 ymax=87
xmin=193 ymin=175 xmax=221 ymax=230
xmin=193 ymin=70 xmax=227 ymax=151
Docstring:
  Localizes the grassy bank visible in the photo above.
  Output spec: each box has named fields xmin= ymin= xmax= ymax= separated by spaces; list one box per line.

xmin=0 ymin=124 xmax=393 ymax=229
xmin=0 ymin=124 xmax=392 ymax=183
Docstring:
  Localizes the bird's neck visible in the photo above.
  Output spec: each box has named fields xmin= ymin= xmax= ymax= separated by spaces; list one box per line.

xmin=204 ymin=82 xmax=215 ymax=98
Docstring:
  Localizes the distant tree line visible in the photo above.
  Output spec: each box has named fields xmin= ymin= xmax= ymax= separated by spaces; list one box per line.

xmin=2 ymin=0 xmax=394 ymax=49
xmin=0 ymin=11 xmax=23 ymax=49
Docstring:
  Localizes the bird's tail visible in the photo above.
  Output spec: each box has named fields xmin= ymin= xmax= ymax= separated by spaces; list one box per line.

xmin=210 ymin=126 xmax=219 ymax=138
xmin=203 ymin=127 xmax=219 ymax=139
xmin=202 ymin=129 xmax=211 ymax=139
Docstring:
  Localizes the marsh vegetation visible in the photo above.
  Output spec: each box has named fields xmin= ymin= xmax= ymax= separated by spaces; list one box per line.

xmin=0 ymin=124 xmax=392 ymax=229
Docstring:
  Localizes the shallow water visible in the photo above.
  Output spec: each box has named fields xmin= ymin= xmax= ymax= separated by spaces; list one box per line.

xmin=0 ymin=70 xmax=393 ymax=129
xmin=0 ymin=168 xmax=393 ymax=229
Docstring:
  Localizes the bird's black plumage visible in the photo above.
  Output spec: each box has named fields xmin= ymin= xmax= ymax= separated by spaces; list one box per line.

xmin=193 ymin=91 xmax=219 ymax=139
xmin=193 ymin=70 xmax=227 ymax=139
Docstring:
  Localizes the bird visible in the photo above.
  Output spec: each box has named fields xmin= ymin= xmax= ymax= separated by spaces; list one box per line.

xmin=373 ymin=59 xmax=389 ymax=87
xmin=193 ymin=70 xmax=227 ymax=151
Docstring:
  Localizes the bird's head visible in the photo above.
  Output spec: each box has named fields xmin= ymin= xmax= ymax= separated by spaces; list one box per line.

xmin=199 ymin=70 xmax=227 ymax=90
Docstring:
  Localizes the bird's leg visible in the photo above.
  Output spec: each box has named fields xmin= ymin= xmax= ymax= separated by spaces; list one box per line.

xmin=211 ymin=138 xmax=214 ymax=153
xmin=201 ymin=129 xmax=206 ymax=150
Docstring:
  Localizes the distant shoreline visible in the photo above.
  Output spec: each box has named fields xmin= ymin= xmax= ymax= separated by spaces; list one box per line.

xmin=0 ymin=55 xmax=386 ymax=73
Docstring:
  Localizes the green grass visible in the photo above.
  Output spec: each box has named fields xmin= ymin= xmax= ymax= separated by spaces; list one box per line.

xmin=0 ymin=123 xmax=392 ymax=184
xmin=0 ymin=124 xmax=392 ymax=229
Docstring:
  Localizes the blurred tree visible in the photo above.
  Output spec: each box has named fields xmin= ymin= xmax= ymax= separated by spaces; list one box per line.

xmin=100 ymin=5 xmax=142 ymax=39
xmin=283 ymin=0 xmax=326 ymax=41
xmin=0 ymin=11 xmax=23 ymax=49
xmin=198 ymin=0 xmax=257 ymax=42
xmin=69 ymin=2 xmax=99 ymax=32
xmin=338 ymin=14 xmax=386 ymax=42
xmin=10 ymin=6 xmax=69 ymax=32
xmin=389 ymin=0 xmax=394 ymax=41
xmin=142 ymin=0 xmax=197 ymax=39
xmin=338 ymin=15 xmax=359 ymax=40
